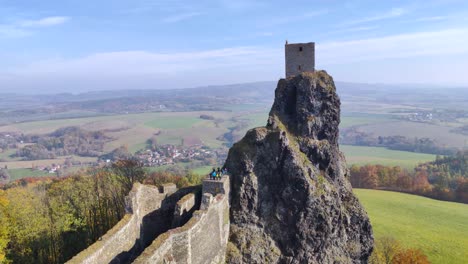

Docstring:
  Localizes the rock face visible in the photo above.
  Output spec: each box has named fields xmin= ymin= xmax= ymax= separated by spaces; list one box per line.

xmin=224 ymin=71 xmax=373 ymax=263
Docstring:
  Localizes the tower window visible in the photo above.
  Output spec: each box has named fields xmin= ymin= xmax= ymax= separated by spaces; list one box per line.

xmin=298 ymin=65 xmax=302 ymax=70
xmin=299 ymin=47 xmax=303 ymax=52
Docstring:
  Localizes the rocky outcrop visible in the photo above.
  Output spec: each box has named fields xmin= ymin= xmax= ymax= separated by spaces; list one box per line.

xmin=225 ymin=71 xmax=373 ymax=263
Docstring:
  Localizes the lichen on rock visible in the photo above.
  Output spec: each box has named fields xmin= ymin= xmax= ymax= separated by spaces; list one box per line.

xmin=225 ymin=71 xmax=374 ymax=263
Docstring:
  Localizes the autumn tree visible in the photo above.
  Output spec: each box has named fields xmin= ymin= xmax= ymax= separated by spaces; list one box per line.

xmin=360 ymin=165 xmax=378 ymax=189
xmin=396 ymin=174 xmax=413 ymax=190
xmin=370 ymin=236 xmax=401 ymax=264
xmin=370 ymin=237 xmax=430 ymax=264
xmin=350 ymin=165 xmax=362 ymax=187
xmin=455 ymin=179 xmax=468 ymax=203
xmin=0 ymin=190 xmax=9 ymax=263
xmin=413 ymin=169 xmax=431 ymax=192
xmin=393 ymin=248 xmax=430 ymax=264
xmin=111 ymin=159 xmax=146 ymax=192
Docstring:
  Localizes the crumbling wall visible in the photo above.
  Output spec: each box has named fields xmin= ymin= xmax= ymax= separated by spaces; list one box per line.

xmin=67 ymin=177 xmax=226 ymax=264
xmin=134 ymin=176 xmax=230 ymax=264
xmin=172 ymin=193 xmax=196 ymax=227
xmin=66 ymin=183 xmax=174 ymax=264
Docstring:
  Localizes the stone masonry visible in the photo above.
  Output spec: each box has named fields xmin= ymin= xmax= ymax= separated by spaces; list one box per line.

xmin=134 ymin=176 xmax=230 ymax=264
xmin=67 ymin=176 xmax=230 ymax=264
xmin=66 ymin=183 xmax=177 ymax=264
xmin=285 ymin=41 xmax=315 ymax=78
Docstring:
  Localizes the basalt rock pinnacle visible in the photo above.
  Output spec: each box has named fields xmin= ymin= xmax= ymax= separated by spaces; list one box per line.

xmin=224 ymin=71 xmax=374 ymax=263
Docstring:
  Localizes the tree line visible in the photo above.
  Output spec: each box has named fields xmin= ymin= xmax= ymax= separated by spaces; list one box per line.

xmin=15 ymin=127 xmax=110 ymax=160
xmin=0 ymin=160 xmax=204 ymax=264
xmin=340 ymin=128 xmax=458 ymax=155
xmin=350 ymin=151 xmax=468 ymax=203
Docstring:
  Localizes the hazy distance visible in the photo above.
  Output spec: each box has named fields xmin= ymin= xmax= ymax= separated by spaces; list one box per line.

xmin=1 ymin=0 xmax=468 ymax=94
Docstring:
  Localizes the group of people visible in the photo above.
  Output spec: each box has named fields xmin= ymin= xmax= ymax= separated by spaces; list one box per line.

xmin=209 ymin=167 xmax=228 ymax=180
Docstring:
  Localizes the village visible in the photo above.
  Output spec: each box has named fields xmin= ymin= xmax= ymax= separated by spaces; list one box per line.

xmin=133 ymin=144 xmax=226 ymax=168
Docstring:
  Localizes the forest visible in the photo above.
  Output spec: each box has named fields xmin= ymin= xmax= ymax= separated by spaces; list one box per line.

xmin=15 ymin=127 xmax=110 ymax=160
xmin=350 ymin=150 xmax=468 ymax=203
xmin=0 ymin=160 xmax=203 ymax=264
xmin=340 ymin=128 xmax=457 ymax=155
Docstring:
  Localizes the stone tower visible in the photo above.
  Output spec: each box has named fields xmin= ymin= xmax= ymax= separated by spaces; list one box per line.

xmin=285 ymin=41 xmax=315 ymax=78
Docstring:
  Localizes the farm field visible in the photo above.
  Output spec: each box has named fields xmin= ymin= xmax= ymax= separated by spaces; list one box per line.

xmin=0 ymin=156 xmax=97 ymax=169
xmin=0 ymin=107 xmax=463 ymax=181
xmin=339 ymin=113 xmax=397 ymax=128
xmin=355 ymin=121 xmax=468 ymax=148
xmin=7 ymin=168 xmax=50 ymax=181
xmin=355 ymin=189 xmax=468 ymax=264
xmin=341 ymin=145 xmax=436 ymax=169
xmin=0 ymin=111 xmax=236 ymax=154
xmin=0 ymin=149 xmax=19 ymax=161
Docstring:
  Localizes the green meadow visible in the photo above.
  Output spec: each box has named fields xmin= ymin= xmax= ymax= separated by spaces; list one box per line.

xmin=341 ymin=145 xmax=436 ymax=169
xmin=144 ymin=116 xmax=202 ymax=129
xmin=7 ymin=168 xmax=50 ymax=181
xmin=355 ymin=189 xmax=468 ymax=264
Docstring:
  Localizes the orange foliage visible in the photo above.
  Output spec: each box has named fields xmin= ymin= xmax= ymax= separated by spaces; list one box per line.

xmin=393 ymin=248 xmax=430 ymax=264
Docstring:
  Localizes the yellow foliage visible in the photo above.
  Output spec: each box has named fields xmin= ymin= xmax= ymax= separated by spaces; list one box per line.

xmin=0 ymin=190 xmax=8 ymax=208
xmin=0 ymin=190 xmax=9 ymax=264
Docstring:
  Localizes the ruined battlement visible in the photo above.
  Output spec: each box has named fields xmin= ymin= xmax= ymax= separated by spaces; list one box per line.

xmin=202 ymin=175 xmax=230 ymax=197
xmin=66 ymin=183 xmax=200 ymax=264
xmin=135 ymin=176 xmax=230 ymax=263
xmin=67 ymin=176 xmax=230 ymax=264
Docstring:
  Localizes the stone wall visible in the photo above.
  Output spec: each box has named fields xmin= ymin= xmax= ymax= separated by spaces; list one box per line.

xmin=202 ymin=176 xmax=230 ymax=196
xmin=66 ymin=183 xmax=201 ymax=264
xmin=172 ymin=193 xmax=196 ymax=227
xmin=67 ymin=177 xmax=228 ymax=264
xmin=134 ymin=176 xmax=230 ymax=264
xmin=66 ymin=183 xmax=174 ymax=264
xmin=285 ymin=42 xmax=315 ymax=78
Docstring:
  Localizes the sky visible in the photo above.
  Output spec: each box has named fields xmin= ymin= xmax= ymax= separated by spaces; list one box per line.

xmin=1 ymin=0 xmax=468 ymax=93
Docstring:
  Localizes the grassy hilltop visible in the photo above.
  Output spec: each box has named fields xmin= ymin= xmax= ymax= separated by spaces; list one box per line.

xmin=355 ymin=189 xmax=468 ymax=264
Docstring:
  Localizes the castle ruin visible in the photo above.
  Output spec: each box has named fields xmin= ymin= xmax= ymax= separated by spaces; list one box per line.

xmin=285 ymin=41 xmax=315 ymax=78
xmin=67 ymin=177 xmax=230 ymax=264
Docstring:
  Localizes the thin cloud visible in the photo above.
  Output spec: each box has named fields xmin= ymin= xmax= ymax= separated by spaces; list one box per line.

xmin=4 ymin=28 xmax=468 ymax=90
xmin=161 ymin=12 xmax=201 ymax=23
xmin=0 ymin=16 xmax=70 ymax=38
xmin=0 ymin=25 xmax=31 ymax=38
xmin=9 ymin=47 xmax=278 ymax=76
xmin=407 ymin=16 xmax=447 ymax=22
xmin=342 ymin=8 xmax=408 ymax=26
xmin=19 ymin=16 xmax=70 ymax=27
xmin=8 ymin=28 xmax=468 ymax=76
xmin=319 ymin=28 xmax=468 ymax=64
xmin=345 ymin=26 xmax=379 ymax=32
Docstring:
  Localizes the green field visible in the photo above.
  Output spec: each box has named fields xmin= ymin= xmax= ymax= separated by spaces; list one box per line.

xmin=340 ymin=113 xmax=396 ymax=128
xmin=243 ymin=112 xmax=269 ymax=128
xmin=7 ymin=168 xmax=50 ymax=181
xmin=144 ymin=116 xmax=202 ymax=129
xmin=341 ymin=145 xmax=436 ymax=169
xmin=0 ymin=149 xmax=17 ymax=161
xmin=356 ymin=121 xmax=468 ymax=149
xmin=355 ymin=189 xmax=468 ymax=264
xmin=191 ymin=165 xmax=214 ymax=175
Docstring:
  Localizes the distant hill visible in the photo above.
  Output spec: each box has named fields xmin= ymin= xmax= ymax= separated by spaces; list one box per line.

xmin=1 ymin=80 xmax=467 ymax=124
